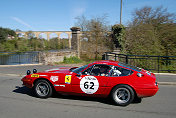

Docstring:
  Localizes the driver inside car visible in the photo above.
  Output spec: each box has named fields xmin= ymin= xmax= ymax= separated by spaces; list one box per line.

xmin=99 ymin=67 xmax=108 ymax=76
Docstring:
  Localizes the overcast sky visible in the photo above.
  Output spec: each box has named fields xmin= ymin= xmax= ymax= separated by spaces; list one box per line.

xmin=0 ymin=0 xmax=175 ymax=31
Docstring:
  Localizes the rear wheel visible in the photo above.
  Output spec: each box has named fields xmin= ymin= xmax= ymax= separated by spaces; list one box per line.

xmin=111 ymin=85 xmax=134 ymax=106
xmin=34 ymin=80 xmax=53 ymax=98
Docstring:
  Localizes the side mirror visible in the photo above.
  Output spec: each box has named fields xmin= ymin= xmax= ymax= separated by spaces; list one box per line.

xmin=137 ymin=73 xmax=143 ymax=77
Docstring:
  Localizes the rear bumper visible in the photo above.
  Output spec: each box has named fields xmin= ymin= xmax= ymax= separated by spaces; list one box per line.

xmin=135 ymin=87 xmax=159 ymax=98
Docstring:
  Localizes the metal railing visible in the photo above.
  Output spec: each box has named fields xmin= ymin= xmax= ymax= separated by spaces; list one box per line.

xmin=0 ymin=52 xmax=40 ymax=65
xmin=103 ymin=52 xmax=176 ymax=73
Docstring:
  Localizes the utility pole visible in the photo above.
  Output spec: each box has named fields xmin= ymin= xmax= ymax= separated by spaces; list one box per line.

xmin=120 ymin=0 xmax=122 ymax=24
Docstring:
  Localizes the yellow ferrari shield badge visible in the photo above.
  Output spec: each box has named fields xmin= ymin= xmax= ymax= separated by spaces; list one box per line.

xmin=65 ymin=75 xmax=71 ymax=84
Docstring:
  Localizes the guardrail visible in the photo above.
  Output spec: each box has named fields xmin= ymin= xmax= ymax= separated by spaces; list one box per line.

xmin=0 ymin=52 xmax=40 ymax=65
xmin=103 ymin=52 xmax=176 ymax=73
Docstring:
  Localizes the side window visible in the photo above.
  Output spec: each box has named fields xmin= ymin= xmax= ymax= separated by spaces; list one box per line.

xmin=89 ymin=65 xmax=111 ymax=76
xmin=111 ymin=66 xmax=132 ymax=77
xmin=82 ymin=66 xmax=93 ymax=75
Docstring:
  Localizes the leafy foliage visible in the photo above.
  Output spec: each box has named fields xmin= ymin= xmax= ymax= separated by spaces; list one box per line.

xmin=0 ymin=29 xmax=69 ymax=52
xmin=111 ymin=24 xmax=126 ymax=52
xmin=132 ymin=6 xmax=175 ymax=26
xmin=124 ymin=6 xmax=176 ymax=56
xmin=62 ymin=56 xmax=83 ymax=64
xmin=157 ymin=23 xmax=176 ymax=56
xmin=0 ymin=27 xmax=16 ymax=42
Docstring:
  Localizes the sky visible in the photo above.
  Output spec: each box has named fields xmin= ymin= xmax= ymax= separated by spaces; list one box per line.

xmin=0 ymin=0 xmax=176 ymax=32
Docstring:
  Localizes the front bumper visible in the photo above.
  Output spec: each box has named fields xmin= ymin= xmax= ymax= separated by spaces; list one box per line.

xmin=21 ymin=77 xmax=33 ymax=88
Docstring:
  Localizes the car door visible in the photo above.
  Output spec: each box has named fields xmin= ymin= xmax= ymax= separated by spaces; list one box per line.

xmin=52 ymin=72 xmax=74 ymax=93
xmin=71 ymin=64 xmax=111 ymax=95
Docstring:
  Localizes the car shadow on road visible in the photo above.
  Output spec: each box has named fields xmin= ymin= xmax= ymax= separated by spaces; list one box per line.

xmin=13 ymin=86 xmax=117 ymax=105
xmin=13 ymin=86 xmax=36 ymax=97
xmin=54 ymin=93 xmax=115 ymax=105
xmin=13 ymin=86 xmax=141 ymax=106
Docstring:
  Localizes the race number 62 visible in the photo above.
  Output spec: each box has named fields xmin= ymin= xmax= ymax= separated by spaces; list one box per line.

xmin=80 ymin=76 xmax=99 ymax=94
xmin=84 ymin=82 xmax=94 ymax=90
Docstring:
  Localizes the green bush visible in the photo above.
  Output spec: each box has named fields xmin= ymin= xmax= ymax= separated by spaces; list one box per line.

xmin=62 ymin=56 xmax=83 ymax=64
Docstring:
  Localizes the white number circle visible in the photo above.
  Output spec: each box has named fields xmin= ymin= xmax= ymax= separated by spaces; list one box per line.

xmin=80 ymin=76 xmax=99 ymax=94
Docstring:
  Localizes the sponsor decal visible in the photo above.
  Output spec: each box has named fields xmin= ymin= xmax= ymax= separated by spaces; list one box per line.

xmin=50 ymin=76 xmax=59 ymax=82
xmin=31 ymin=74 xmax=39 ymax=78
xmin=65 ymin=75 xmax=71 ymax=84
xmin=80 ymin=76 xmax=99 ymax=94
xmin=54 ymin=84 xmax=65 ymax=87
xmin=39 ymin=75 xmax=47 ymax=77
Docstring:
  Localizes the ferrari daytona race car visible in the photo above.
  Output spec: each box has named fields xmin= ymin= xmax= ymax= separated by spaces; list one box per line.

xmin=21 ymin=60 xmax=159 ymax=106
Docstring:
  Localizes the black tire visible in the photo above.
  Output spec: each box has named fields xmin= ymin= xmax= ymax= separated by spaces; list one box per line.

xmin=111 ymin=85 xmax=135 ymax=106
xmin=34 ymin=80 xmax=53 ymax=98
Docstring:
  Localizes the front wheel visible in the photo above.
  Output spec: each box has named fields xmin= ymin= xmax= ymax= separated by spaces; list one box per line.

xmin=111 ymin=85 xmax=134 ymax=106
xmin=34 ymin=80 xmax=53 ymax=98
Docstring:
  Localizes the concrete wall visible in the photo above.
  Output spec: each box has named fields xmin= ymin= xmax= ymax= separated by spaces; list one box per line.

xmin=39 ymin=50 xmax=77 ymax=65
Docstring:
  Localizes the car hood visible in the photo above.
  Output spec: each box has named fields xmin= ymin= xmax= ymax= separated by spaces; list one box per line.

xmin=43 ymin=67 xmax=71 ymax=73
xmin=42 ymin=66 xmax=78 ymax=73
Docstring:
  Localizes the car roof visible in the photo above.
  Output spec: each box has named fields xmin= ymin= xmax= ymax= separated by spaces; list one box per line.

xmin=91 ymin=60 xmax=119 ymax=66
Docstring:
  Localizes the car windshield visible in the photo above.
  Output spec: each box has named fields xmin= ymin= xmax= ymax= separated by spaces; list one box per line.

xmin=72 ymin=65 xmax=88 ymax=74
xmin=118 ymin=62 xmax=141 ymax=72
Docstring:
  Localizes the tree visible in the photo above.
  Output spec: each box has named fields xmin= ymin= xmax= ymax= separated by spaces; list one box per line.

xmin=75 ymin=15 xmax=112 ymax=60
xmin=125 ymin=24 xmax=163 ymax=55
xmin=125 ymin=6 xmax=176 ymax=56
xmin=0 ymin=27 xmax=7 ymax=42
xmin=111 ymin=24 xmax=126 ymax=53
xmin=0 ymin=27 xmax=16 ymax=42
xmin=132 ymin=6 xmax=175 ymax=26
xmin=157 ymin=23 xmax=176 ymax=56
xmin=75 ymin=15 xmax=87 ymax=32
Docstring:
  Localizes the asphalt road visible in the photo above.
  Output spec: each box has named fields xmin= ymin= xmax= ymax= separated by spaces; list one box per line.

xmin=0 ymin=75 xmax=176 ymax=118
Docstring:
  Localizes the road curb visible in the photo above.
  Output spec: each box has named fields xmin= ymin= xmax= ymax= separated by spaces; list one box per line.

xmin=158 ymin=82 xmax=176 ymax=86
xmin=154 ymin=73 xmax=176 ymax=76
xmin=0 ymin=63 xmax=42 ymax=67
xmin=0 ymin=73 xmax=24 ymax=77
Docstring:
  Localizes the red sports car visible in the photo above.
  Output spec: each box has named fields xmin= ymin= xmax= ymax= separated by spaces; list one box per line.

xmin=21 ymin=60 xmax=159 ymax=106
